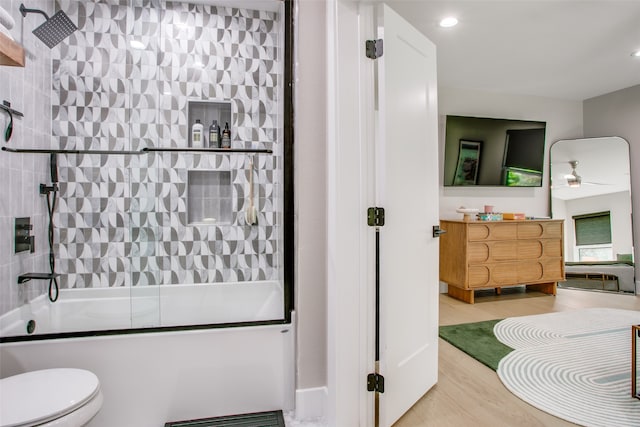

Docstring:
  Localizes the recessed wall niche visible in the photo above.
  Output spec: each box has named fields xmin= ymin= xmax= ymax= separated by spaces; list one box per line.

xmin=187 ymin=170 xmax=232 ymax=225
xmin=188 ymin=100 xmax=232 ymax=148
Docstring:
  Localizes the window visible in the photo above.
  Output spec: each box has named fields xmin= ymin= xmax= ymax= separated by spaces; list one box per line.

xmin=573 ymin=211 xmax=612 ymax=246
xmin=573 ymin=211 xmax=612 ymax=261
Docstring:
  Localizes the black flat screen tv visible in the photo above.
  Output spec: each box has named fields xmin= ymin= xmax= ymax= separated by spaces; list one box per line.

xmin=443 ymin=115 xmax=547 ymax=187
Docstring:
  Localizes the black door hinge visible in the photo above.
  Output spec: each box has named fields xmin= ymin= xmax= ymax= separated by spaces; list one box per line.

xmin=367 ymin=207 xmax=385 ymax=227
xmin=366 ymin=39 xmax=383 ymax=59
xmin=367 ymin=373 xmax=385 ymax=393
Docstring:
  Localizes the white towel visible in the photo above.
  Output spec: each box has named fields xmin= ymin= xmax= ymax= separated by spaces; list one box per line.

xmin=0 ymin=6 xmax=15 ymax=30
xmin=0 ymin=24 xmax=13 ymax=41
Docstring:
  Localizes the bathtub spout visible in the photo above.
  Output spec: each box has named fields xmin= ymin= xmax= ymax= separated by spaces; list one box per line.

xmin=17 ymin=272 xmax=60 ymax=284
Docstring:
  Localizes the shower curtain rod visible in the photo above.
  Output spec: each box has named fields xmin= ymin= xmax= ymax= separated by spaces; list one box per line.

xmin=1 ymin=147 xmax=273 ymax=155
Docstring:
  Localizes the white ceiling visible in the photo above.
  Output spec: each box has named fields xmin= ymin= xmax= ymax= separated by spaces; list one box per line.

xmin=386 ymin=0 xmax=640 ymax=101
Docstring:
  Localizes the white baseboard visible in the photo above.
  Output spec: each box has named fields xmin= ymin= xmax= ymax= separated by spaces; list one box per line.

xmin=439 ymin=281 xmax=448 ymax=293
xmin=295 ymin=386 xmax=328 ymax=421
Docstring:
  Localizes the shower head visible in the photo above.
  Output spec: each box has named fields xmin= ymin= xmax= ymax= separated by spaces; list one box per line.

xmin=19 ymin=3 xmax=77 ymax=48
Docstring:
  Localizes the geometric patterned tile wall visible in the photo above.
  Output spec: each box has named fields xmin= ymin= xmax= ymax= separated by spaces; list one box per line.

xmin=52 ymin=0 xmax=282 ymax=288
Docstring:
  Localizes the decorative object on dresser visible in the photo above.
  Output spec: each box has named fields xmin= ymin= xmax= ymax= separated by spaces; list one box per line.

xmin=502 ymin=212 xmax=525 ymax=220
xmin=455 ymin=207 xmax=479 ymax=222
xmin=477 ymin=212 xmax=503 ymax=221
xmin=439 ymin=219 xmax=565 ymax=304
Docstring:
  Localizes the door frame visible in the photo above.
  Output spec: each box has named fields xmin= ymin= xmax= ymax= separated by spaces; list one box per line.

xmin=326 ymin=0 xmax=376 ymax=425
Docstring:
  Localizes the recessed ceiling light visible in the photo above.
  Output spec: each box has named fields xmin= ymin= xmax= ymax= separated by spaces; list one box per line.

xmin=632 ymin=50 xmax=640 ymax=57
xmin=439 ymin=17 xmax=458 ymax=28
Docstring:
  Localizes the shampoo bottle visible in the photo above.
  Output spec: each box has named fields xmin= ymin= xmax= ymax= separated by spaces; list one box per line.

xmin=209 ymin=119 xmax=220 ymax=148
xmin=191 ymin=119 xmax=204 ymax=148
xmin=221 ymin=122 xmax=231 ymax=149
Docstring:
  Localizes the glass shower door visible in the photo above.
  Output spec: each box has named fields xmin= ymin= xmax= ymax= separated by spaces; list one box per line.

xmin=127 ymin=0 xmax=162 ymax=329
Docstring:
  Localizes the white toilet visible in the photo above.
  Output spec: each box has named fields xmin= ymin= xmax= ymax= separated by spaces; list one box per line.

xmin=0 ymin=368 xmax=103 ymax=427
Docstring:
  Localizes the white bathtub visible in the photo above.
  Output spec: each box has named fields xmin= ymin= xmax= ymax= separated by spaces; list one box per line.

xmin=0 ymin=281 xmax=284 ymax=337
xmin=0 ymin=282 xmax=294 ymax=426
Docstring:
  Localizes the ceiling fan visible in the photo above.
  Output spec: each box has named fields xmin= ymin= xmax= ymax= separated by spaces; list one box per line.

xmin=562 ymin=160 xmax=608 ymax=188
xmin=566 ymin=160 xmax=581 ymax=187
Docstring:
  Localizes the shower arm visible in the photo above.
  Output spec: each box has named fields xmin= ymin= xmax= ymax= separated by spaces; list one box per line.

xmin=19 ymin=4 xmax=49 ymax=21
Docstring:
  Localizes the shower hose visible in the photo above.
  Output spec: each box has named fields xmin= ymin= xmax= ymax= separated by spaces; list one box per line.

xmin=46 ymin=153 xmax=59 ymax=302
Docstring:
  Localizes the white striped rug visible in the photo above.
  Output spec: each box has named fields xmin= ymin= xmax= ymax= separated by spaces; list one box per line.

xmin=494 ymin=308 xmax=640 ymax=427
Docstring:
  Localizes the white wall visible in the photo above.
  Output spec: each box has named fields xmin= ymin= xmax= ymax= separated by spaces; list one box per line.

xmin=295 ymin=0 xmax=328 ymax=393
xmin=584 ymin=85 xmax=640 ymax=142
xmin=438 ymin=86 xmax=583 ymax=219
xmin=583 ymin=84 xmax=640 ymax=292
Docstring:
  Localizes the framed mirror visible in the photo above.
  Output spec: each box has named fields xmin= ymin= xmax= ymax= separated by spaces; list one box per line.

xmin=550 ymin=137 xmax=634 ymax=294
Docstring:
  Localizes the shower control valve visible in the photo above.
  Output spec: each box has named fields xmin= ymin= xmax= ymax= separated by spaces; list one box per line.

xmin=15 ymin=217 xmax=35 ymax=253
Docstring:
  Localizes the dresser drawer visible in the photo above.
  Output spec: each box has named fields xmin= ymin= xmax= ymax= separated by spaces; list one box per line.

xmin=468 ymin=263 xmax=519 ymax=287
xmin=468 ymin=241 xmax=517 ymax=262
xmin=468 ymin=258 xmax=564 ymax=288
xmin=468 ymin=239 xmax=562 ymax=262
xmin=518 ymin=221 xmax=562 ymax=239
xmin=468 ymin=223 xmax=517 ymax=241
xmin=517 ymin=239 xmax=563 ymax=259
xmin=540 ymin=257 xmax=564 ymax=280
xmin=517 ymin=260 xmax=544 ymax=282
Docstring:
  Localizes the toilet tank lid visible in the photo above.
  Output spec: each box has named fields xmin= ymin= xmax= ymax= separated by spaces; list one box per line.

xmin=0 ymin=368 xmax=101 ymax=427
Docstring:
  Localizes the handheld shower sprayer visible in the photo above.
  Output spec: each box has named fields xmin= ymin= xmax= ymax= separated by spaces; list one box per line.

xmin=19 ymin=3 xmax=77 ymax=48
xmin=38 ymin=153 xmax=60 ymax=302
xmin=50 ymin=152 xmax=58 ymax=183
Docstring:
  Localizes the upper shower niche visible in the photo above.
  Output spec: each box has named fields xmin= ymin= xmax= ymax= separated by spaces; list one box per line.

xmin=187 ymin=100 xmax=232 ymax=148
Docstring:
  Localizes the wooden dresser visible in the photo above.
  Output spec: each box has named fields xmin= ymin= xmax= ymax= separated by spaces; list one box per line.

xmin=439 ymin=219 xmax=564 ymax=304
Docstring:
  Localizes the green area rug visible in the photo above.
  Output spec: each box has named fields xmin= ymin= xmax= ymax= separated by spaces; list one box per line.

xmin=439 ymin=319 xmax=513 ymax=371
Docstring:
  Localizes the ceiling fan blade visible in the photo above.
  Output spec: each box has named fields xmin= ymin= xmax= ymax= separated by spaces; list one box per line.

xmin=582 ymin=181 xmax=610 ymax=186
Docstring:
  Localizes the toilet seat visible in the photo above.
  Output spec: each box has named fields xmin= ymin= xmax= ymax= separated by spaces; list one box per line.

xmin=0 ymin=368 xmax=102 ymax=427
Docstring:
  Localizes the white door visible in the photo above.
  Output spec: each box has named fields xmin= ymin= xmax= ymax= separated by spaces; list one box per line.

xmin=375 ymin=4 xmax=439 ymax=426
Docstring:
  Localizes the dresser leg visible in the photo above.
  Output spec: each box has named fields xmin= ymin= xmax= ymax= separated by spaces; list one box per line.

xmin=526 ymin=282 xmax=557 ymax=296
xmin=495 ymin=287 xmax=502 ymax=295
xmin=447 ymin=285 xmax=475 ymax=304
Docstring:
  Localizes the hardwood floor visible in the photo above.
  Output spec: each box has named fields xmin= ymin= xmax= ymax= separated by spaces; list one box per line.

xmin=393 ymin=287 xmax=640 ymax=427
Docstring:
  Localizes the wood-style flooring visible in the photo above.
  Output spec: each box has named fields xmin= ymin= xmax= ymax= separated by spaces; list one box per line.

xmin=393 ymin=287 xmax=640 ymax=427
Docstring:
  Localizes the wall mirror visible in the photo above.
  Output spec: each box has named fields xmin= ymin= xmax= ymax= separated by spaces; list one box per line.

xmin=550 ymin=136 xmax=635 ymax=294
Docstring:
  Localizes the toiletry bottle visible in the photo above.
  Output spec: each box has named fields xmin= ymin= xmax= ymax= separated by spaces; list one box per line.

xmin=209 ymin=119 xmax=219 ymax=148
xmin=192 ymin=119 xmax=204 ymax=148
xmin=221 ymin=122 xmax=231 ymax=149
